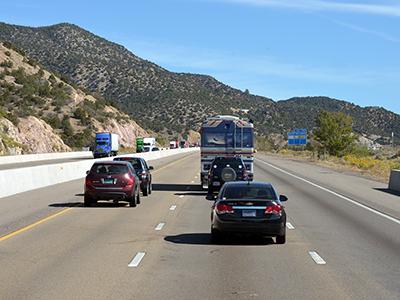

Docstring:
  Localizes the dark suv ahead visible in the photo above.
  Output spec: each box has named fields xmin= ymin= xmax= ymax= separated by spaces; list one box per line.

xmin=114 ymin=157 xmax=153 ymax=196
xmin=208 ymin=157 xmax=249 ymax=194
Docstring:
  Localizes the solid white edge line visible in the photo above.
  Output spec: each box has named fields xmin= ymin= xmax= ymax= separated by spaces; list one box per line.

xmin=155 ymin=222 xmax=165 ymax=231
xmin=128 ymin=252 xmax=146 ymax=267
xmin=169 ymin=205 xmax=177 ymax=211
xmin=286 ymin=222 xmax=295 ymax=229
xmin=308 ymin=251 xmax=327 ymax=265
xmin=256 ymin=158 xmax=400 ymax=226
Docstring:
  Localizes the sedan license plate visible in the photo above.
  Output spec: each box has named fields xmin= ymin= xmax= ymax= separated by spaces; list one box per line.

xmin=103 ymin=178 xmax=115 ymax=184
xmin=242 ymin=210 xmax=256 ymax=217
xmin=213 ymin=182 xmax=221 ymax=186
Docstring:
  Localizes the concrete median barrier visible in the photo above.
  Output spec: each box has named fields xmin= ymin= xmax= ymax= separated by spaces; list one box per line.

xmin=0 ymin=151 xmax=93 ymax=165
xmin=388 ymin=169 xmax=400 ymax=192
xmin=0 ymin=148 xmax=198 ymax=199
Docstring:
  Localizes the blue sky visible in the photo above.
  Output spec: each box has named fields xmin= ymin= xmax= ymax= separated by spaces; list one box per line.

xmin=1 ymin=0 xmax=399 ymax=113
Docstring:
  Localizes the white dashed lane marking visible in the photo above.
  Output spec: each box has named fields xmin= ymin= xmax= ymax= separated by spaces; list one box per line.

xmin=286 ymin=222 xmax=295 ymax=229
xmin=179 ymin=195 xmax=184 ymax=198
xmin=128 ymin=252 xmax=146 ymax=268
xmin=155 ymin=223 xmax=165 ymax=231
xmin=169 ymin=205 xmax=177 ymax=211
xmin=308 ymin=251 xmax=326 ymax=265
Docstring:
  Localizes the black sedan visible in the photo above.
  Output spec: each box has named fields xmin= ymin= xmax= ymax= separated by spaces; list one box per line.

xmin=210 ymin=181 xmax=288 ymax=244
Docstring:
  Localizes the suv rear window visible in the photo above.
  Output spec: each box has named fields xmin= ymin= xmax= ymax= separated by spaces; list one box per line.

xmin=114 ymin=158 xmax=142 ymax=170
xmin=91 ymin=164 xmax=128 ymax=175
xmin=212 ymin=158 xmax=243 ymax=169
xmin=223 ymin=185 xmax=277 ymax=200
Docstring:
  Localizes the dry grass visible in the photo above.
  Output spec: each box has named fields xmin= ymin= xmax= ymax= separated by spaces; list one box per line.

xmin=271 ymin=149 xmax=400 ymax=183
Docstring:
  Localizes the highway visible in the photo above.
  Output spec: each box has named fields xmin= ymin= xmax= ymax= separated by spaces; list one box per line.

xmin=0 ymin=151 xmax=399 ymax=299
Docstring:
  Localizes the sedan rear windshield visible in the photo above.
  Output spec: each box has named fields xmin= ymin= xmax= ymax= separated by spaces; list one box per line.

xmin=91 ymin=164 xmax=129 ymax=175
xmin=222 ymin=186 xmax=277 ymax=200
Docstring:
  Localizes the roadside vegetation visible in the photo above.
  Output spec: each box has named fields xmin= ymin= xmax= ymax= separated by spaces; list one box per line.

xmin=256 ymin=110 xmax=400 ymax=182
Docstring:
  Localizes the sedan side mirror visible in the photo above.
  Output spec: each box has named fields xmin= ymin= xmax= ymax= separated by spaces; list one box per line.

xmin=86 ymin=170 xmax=90 ymax=175
xmin=279 ymin=195 xmax=288 ymax=202
xmin=149 ymin=166 xmax=154 ymax=170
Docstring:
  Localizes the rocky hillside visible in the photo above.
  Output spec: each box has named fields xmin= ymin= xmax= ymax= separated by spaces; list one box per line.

xmin=0 ymin=41 xmax=147 ymax=155
xmin=0 ymin=22 xmax=399 ymax=144
xmin=0 ymin=22 xmax=275 ymax=134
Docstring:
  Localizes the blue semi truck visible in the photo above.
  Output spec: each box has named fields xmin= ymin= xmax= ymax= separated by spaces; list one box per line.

xmin=93 ymin=132 xmax=119 ymax=158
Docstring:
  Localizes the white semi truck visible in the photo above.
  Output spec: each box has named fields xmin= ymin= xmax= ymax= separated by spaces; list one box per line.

xmin=143 ymin=137 xmax=156 ymax=152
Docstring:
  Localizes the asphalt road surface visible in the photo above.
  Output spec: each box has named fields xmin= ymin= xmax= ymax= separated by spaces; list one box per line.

xmin=0 ymin=152 xmax=399 ymax=299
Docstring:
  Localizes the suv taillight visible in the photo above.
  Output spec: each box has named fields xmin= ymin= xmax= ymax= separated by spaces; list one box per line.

xmin=265 ymin=204 xmax=282 ymax=215
xmin=216 ymin=203 xmax=234 ymax=214
xmin=124 ymin=174 xmax=134 ymax=186
xmin=85 ymin=177 xmax=92 ymax=187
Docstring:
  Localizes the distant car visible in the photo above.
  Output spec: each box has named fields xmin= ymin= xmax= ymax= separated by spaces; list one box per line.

xmin=151 ymin=147 xmax=160 ymax=151
xmin=114 ymin=157 xmax=153 ymax=196
xmin=84 ymin=161 xmax=141 ymax=207
xmin=207 ymin=157 xmax=249 ymax=194
xmin=210 ymin=181 xmax=288 ymax=244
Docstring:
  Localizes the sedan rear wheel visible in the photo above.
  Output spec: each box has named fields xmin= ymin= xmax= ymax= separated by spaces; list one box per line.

xmin=211 ymin=228 xmax=223 ymax=243
xmin=276 ymin=234 xmax=286 ymax=244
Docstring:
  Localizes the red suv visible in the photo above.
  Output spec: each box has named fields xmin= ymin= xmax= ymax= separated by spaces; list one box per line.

xmin=84 ymin=161 xmax=141 ymax=207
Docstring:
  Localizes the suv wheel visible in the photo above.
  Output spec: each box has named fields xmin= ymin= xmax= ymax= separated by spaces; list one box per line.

xmin=221 ymin=167 xmax=237 ymax=182
xmin=129 ymin=192 xmax=137 ymax=207
xmin=84 ymin=194 xmax=94 ymax=207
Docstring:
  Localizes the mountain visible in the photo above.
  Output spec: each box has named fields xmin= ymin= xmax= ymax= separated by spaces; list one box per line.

xmin=276 ymin=97 xmax=400 ymax=142
xmin=0 ymin=21 xmax=399 ymax=143
xmin=0 ymin=41 xmax=147 ymax=155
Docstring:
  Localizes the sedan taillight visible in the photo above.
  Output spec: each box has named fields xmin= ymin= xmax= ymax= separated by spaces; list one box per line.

xmin=265 ymin=204 xmax=282 ymax=215
xmin=216 ymin=203 xmax=234 ymax=214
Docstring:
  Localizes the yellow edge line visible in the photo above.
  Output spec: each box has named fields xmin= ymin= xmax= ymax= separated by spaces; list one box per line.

xmin=0 ymin=208 xmax=72 ymax=242
xmin=0 ymin=152 xmax=196 ymax=243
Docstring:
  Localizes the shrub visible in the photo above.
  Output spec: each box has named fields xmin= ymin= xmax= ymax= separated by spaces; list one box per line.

xmin=5 ymin=51 xmax=11 ymax=57
xmin=0 ymin=60 xmax=13 ymax=68
xmin=314 ymin=110 xmax=356 ymax=157
xmin=5 ymin=112 xmax=19 ymax=125
xmin=44 ymin=115 xmax=61 ymax=129
xmin=61 ymin=116 xmax=74 ymax=137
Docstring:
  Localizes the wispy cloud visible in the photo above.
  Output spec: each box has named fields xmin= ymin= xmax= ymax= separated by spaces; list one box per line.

xmin=124 ymin=38 xmax=388 ymax=86
xmin=329 ymin=18 xmax=400 ymax=42
xmin=219 ymin=0 xmax=400 ymax=17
